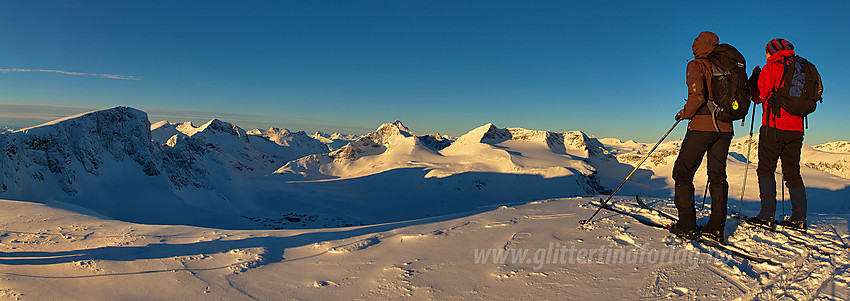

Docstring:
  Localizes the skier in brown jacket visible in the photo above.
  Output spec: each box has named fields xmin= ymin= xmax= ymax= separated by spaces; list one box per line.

xmin=669 ymin=31 xmax=735 ymax=241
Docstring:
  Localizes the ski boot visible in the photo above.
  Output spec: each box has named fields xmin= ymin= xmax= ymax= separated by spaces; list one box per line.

xmin=778 ymin=218 xmax=807 ymax=233
xmin=745 ymin=216 xmax=775 ymax=230
xmin=700 ymin=225 xmax=725 ymax=243
xmin=669 ymin=223 xmax=699 ymax=241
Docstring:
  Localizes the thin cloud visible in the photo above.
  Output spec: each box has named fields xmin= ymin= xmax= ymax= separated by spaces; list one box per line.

xmin=0 ymin=68 xmax=139 ymax=80
xmin=0 ymin=103 xmax=101 ymax=127
xmin=0 ymin=114 xmax=61 ymax=121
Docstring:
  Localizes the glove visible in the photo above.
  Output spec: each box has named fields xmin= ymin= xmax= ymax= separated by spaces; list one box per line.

xmin=675 ymin=109 xmax=684 ymax=121
xmin=749 ymin=66 xmax=761 ymax=85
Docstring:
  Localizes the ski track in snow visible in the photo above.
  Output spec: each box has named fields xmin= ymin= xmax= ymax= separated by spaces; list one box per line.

xmin=603 ymin=197 xmax=850 ymax=300
xmin=1 ymin=196 xmax=846 ymax=299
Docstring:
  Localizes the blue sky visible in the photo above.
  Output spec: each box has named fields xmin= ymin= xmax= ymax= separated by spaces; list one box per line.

xmin=1 ymin=1 xmax=848 ymax=144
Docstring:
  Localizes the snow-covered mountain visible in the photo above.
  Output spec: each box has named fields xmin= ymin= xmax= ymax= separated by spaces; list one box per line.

xmin=248 ymin=127 xmax=330 ymax=158
xmin=814 ymin=141 xmax=850 ymax=153
xmin=3 ymin=107 xmax=849 ymax=229
xmin=150 ymin=120 xmax=198 ymax=144
xmin=311 ymin=131 xmax=359 ymax=151
xmin=4 ymin=107 xmax=850 ymax=301
xmin=274 ymin=122 xmax=617 ymax=208
xmin=0 ymin=107 xmax=188 ymax=224
xmin=602 ymin=134 xmax=850 ymax=181
xmin=277 ymin=122 xmax=607 ymax=189
xmin=0 ymin=108 xmax=334 ymax=227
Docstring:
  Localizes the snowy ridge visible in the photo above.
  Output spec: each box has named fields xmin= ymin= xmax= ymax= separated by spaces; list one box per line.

xmin=605 ymin=133 xmax=850 ymax=180
xmin=280 ymin=123 xmax=605 ymax=181
xmin=311 ymin=131 xmax=359 ymax=151
xmin=150 ymin=120 xmax=193 ymax=144
xmin=418 ymin=133 xmax=454 ymax=151
xmin=277 ymin=120 xmax=443 ymax=179
xmin=3 ymin=107 xmax=849 ymax=230
xmin=804 ymin=142 xmax=850 ymax=179
xmin=0 ymin=107 xmax=191 ymax=224
xmin=251 ymin=127 xmax=330 ymax=157
xmin=158 ymin=118 xmax=306 ymax=189
xmin=814 ymin=141 xmax=850 ymax=153
xmin=725 ymin=134 xmax=850 ymax=179
xmin=0 ymin=108 xmax=336 ymax=226
xmin=0 ymin=106 xmax=161 ymax=197
xmin=194 ymin=118 xmax=248 ymax=139
xmin=329 ymin=120 xmax=418 ymax=161
xmin=277 ymin=123 xmax=610 ymax=198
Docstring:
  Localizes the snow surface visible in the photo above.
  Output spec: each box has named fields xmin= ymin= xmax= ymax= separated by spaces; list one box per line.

xmin=2 ymin=107 xmax=849 ymax=299
xmin=3 ymin=195 xmax=850 ymax=299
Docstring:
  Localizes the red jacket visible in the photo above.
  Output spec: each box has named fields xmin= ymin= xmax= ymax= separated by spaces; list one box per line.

xmin=753 ymin=49 xmax=804 ymax=132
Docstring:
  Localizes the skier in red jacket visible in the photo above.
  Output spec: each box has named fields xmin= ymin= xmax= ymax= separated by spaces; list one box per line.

xmin=746 ymin=38 xmax=809 ymax=231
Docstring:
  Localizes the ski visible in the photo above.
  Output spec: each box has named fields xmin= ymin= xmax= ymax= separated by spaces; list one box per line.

xmin=595 ymin=199 xmax=778 ymax=265
xmin=635 ymin=195 xmax=837 ymax=255
xmin=635 ymin=195 xmax=678 ymax=222
xmin=737 ymin=216 xmax=848 ymax=250
xmin=694 ymin=235 xmax=777 ymax=265
xmin=786 ymin=235 xmax=835 ymax=255
xmin=578 ymin=119 xmax=681 ymax=225
xmin=738 ymin=220 xmax=837 ymax=255
xmin=596 ymin=199 xmax=669 ymax=229
xmin=777 ymin=223 xmax=849 ymax=248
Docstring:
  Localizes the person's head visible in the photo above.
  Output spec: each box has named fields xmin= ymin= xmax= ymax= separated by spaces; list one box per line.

xmin=765 ymin=38 xmax=794 ymax=59
xmin=692 ymin=31 xmax=719 ymax=58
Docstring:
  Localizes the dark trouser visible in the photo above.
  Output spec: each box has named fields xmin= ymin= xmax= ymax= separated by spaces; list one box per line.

xmin=672 ymin=130 xmax=733 ymax=231
xmin=756 ymin=125 xmax=807 ymax=221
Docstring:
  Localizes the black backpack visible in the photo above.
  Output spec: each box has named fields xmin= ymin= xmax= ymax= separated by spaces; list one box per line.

xmin=704 ymin=44 xmax=751 ymax=123
xmin=770 ymin=55 xmax=823 ymax=117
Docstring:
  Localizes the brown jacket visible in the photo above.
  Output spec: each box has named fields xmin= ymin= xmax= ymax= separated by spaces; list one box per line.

xmin=682 ymin=31 xmax=733 ymax=133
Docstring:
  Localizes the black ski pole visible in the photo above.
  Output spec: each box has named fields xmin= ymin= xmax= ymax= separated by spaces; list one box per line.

xmin=737 ymin=104 xmax=757 ymax=217
xmin=579 ymin=119 xmax=681 ymax=225
xmin=700 ymin=178 xmax=709 ymax=211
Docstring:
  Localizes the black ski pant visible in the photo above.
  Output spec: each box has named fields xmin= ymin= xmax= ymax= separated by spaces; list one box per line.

xmin=672 ymin=129 xmax=733 ymax=231
xmin=756 ymin=125 xmax=807 ymax=220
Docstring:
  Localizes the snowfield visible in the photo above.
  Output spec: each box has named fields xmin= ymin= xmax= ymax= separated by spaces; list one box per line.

xmin=1 ymin=106 xmax=849 ymax=299
xmin=2 ymin=196 xmax=849 ymax=299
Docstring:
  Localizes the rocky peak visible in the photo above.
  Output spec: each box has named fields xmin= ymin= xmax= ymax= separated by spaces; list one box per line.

xmin=374 ymin=120 xmax=414 ymax=142
xmin=196 ymin=119 xmax=241 ymax=135
xmin=0 ymin=106 xmax=161 ymax=196
xmin=417 ymin=134 xmax=454 ymax=151
xmin=329 ymin=121 xmax=415 ymax=161
xmin=480 ymin=124 xmax=511 ymax=142
xmin=188 ymin=119 xmax=249 ymax=143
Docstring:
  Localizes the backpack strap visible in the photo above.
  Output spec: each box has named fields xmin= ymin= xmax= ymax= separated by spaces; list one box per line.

xmin=766 ymin=56 xmax=797 ymax=119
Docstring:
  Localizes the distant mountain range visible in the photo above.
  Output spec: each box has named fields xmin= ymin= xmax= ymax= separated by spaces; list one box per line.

xmin=2 ymin=106 xmax=848 ymax=229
